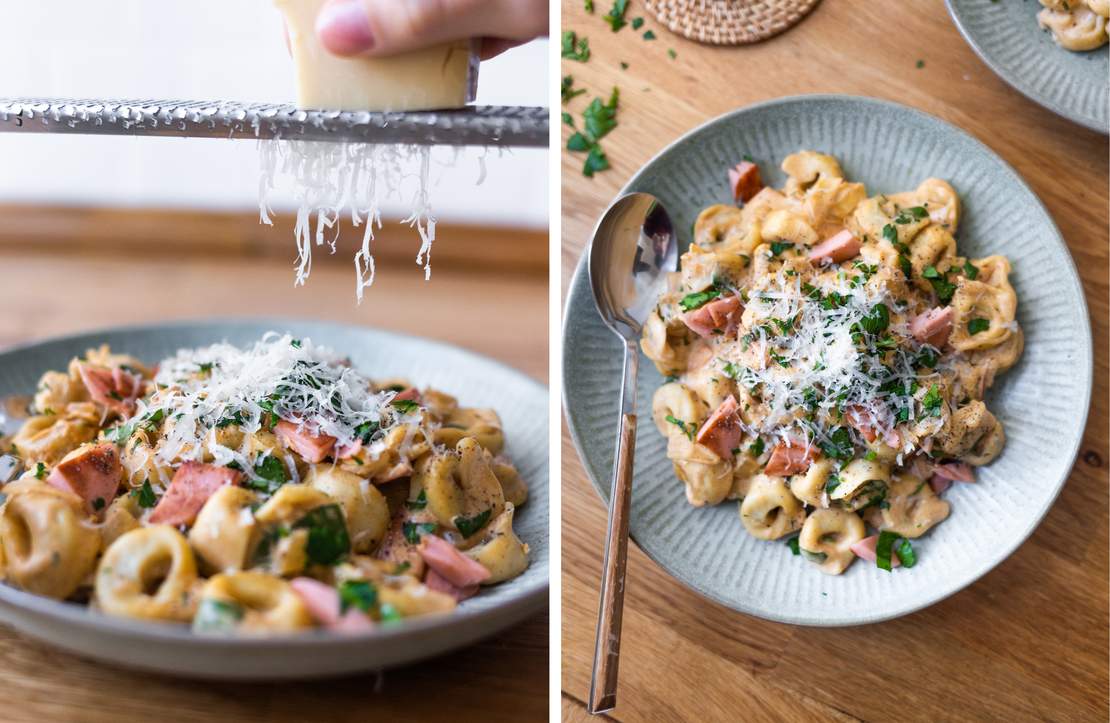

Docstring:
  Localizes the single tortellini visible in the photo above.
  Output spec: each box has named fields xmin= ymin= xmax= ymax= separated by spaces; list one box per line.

xmin=760 ymin=209 xmax=819 ymax=247
xmin=935 ymin=400 xmax=1005 ymax=464
xmin=641 ymin=309 xmax=696 ymax=377
xmin=693 ymin=204 xmax=746 ymax=248
xmin=463 ymin=503 xmax=529 ymax=584
xmin=949 ymin=281 xmax=1017 ymax=352
xmin=98 ymin=492 xmax=142 ymax=549
xmin=193 ymin=572 xmax=313 ymax=633
xmin=1038 ymin=4 xmax=1108 ymax=50
xmin=829 ymin=458 xmax=891 ymax=510
xmin=909 ymin=226 xmax=957 ymax=289
xmin=188 ymin=486 xmax=259 ymax=573
xmin=419 ymin=437 xmax=505 ymax=537
xmin=781 ymin=151 xmax=844 ymax=195
xmin=888 ymin=178 xmax=960 ymax=231
xmin=668 ymin=433 xmax=733 ymax=506
xmin=954 ymin=329 xmax=1025 ymax=400
xmin=33 ymin=370 xmax=87 ymax=414
xmin=792 ymin=458 xmax=834 ymax=508
xmin=798 ymin=508 xmax=867 ymax=575
xmin=801 ymin=176 xmax=867 ymax=232
xmin=491 ymin=457 xmax=529 ymax=508
xmin=95 ymin=525 xmax=198 ymax=621
xmin=306 ymin=465 xmax=390 ymax=553
xmin=433 ymin=407 xmax=504 ymax=454
xmin=378 ymin=577 xmax=456 ymax=617
xmin=0 ymin=485 xmax=100 ymax=598
xmin=421 ymin=389 xmax=458 ymax=421
xmin=651 ymin=382 xmax=706 ymax=439
xmin=739 ymin=474 xmax=806 ymax=540
xmin=12 ymin=411 xmax=98 ymax=467
xmin=253 ymin=484 xmax=332 ymax=527
xmin=864 ymin=474 xmax=950 ymax=538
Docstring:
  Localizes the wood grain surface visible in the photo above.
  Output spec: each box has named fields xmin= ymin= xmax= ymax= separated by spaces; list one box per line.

xmin=0 ymin=214 xmax=548 ymax=723
xmin=560 ymin=1 xmax=1109 ymax=721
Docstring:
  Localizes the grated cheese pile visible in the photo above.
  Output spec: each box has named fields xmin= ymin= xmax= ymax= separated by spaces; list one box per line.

xmin=125 ymin=333 xmax=418 ymax=489
xmin=258 ymin=139 xmax=439 ymax=302
xmin=718 ymin=264 xmax=944 ymax=457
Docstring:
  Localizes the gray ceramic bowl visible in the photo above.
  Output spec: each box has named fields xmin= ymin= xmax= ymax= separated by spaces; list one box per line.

xmin=0 ymin=319 xmax=548 ymax=678
xmin=947 ymin=0 xmax=1109 ymax=133
xmin=563 ymin=95 xmax=1092 ymax=626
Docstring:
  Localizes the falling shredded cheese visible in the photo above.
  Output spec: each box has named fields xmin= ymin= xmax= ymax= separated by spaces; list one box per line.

xmin=258 ymin=139 xmax=439 ymax=302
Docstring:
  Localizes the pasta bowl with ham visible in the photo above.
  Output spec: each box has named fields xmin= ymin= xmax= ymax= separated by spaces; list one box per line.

xmin=0 ymin=320 xmax=547 ymax=677
xmin=563 ymin=95 xmax=1090 ymax=626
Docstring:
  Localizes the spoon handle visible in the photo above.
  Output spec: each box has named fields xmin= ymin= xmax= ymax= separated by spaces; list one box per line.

xmin=588 ymin=342 xmax=638 ymax=714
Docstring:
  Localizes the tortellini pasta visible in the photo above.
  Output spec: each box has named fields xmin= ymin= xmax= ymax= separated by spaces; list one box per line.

xmin=1038 ymin=0 xmax=1108 ymax=51
xmin=642 ymin=152 xmax=1021 ymax=575
xmin=0 ymin=335 xmax=530 ymax=632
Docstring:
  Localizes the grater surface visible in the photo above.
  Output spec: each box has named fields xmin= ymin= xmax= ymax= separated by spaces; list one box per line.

xmin=0 ymin=98 xmax=548 ymax=147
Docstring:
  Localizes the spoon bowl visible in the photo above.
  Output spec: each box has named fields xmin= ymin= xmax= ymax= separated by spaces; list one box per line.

xmin=588 ymin=193 xmax=678 ymax=340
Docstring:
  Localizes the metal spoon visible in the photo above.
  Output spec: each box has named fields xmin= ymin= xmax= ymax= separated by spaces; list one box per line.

xmin=586 ymin=193 xmax=677 ymax=714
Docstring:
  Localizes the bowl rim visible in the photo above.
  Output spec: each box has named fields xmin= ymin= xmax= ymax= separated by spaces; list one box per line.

xmin=561 ymin=92 xmax=1093 ymax=626
xmin=944 ymin=0 xmax=1109 ymax=135
xmin=0 ymin=316 xmax=549 ymax=647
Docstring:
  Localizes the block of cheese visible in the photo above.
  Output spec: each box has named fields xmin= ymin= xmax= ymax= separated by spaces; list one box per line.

xmin=274 ymin=0 xmax=478 ymax=112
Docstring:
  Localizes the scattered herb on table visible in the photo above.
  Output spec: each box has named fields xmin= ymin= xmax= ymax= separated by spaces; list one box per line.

xmin=603 ymin=0 xmax=629 ymax=31
xmin=561 ymin=30 xmax=591 ymax=62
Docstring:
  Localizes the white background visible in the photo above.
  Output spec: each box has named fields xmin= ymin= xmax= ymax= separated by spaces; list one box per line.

xmin=0 ymin=0 xmax=548 ymax=228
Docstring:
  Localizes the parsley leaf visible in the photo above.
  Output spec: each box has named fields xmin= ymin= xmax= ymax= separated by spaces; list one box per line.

xmin=292 ymin=504 xmax=350 ymax=566
xmin=967 ymin=318 xmax=990 ymax=335
xmin=679 ymin=286 xmax=722 ymax=311
xmin=895 ymin=538 xmax=917 ymax=568
xmin=643 ymin=29 xmax=656 ymax=39
xmin=391 ymin=399 xmax=419 ymax=414
xmin=338 ymin=580 xmax=377 ymax=614
xmin=786 ymin=536 xmax=800 ymax=555
xmin=820 ymin=427 xmax=854 ymax=460
xmin=875 ymin=530 xmax=899 ymax=571
xmin=749 ymin=437 xmax=765 ymax=457
xmin=583 ymin=146 xmax=610 ymax=177
xmin=403 ymin=521 xmax=437 ymax=545
xmin=454 ymin=509 xmax=492 ymax=538
xmin=248 ymin=455 xmax=287 ymax=495
xmin=33 ymin=462 xmax=45 ymax=479
xmin=665 ymin=414 xmax=694 ymax=440
xmin=631 ymin=16 xmax=644 ymax=29
xmin=859 ymin=303 xmax=890 ymax=335
xmin=132 ymin=479 xmax=157 ymax=508
xmin=602 ymin=0 xmax=628 ymax=31
xmin=921 ymin=384 xmax=944 ymax=417
xmin=583 ymin=90 xmax=619 ymax=141
xmin=407 ymin=490 xmax=428 ymax=510
xmin=561 ymin=75 xmax=587 ymax=104
xmin=963 ymin=260 xmax=979 ymax=279
xmin=770 ymin=241 xmax=793 ymax=256
xmin=561 ymin=31 xmax=591 ymax=61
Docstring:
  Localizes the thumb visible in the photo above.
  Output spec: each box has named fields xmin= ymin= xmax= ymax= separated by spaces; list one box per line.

xmin=316 ymin=0 xmax=540 ymax=57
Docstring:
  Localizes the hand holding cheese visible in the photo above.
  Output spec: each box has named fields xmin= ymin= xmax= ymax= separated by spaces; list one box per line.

xmin=315 ymin=0 xmax=548 ymax=60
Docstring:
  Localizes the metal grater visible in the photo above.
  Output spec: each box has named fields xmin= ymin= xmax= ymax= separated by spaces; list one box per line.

xmin=0 ymin=98 xmax=548 ymax=148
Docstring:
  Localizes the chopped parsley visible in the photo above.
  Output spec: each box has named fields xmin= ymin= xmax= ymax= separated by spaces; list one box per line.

xmin=820 ymin=427 xmax=854 ymax=460
xmin=643 ymin=29 xmax=656 ymax=39
xmin=33 ymin=462 xmax=45 ymax=480
xmin=749 ymin=437 xmax=765 ymax=457
xmin=963 ymin=260 xmax=979 ymax=279
xmin=679 ymin=286 xmax=722 ymax=311
xmin=338 ymin=579 xmax=377 ymax=613
xmin=602 ymin=0 xmax=628 ymax=31
xmin=454 ymin=508 xmax=492 ymax=538
xmin=825 ymin=474 xmax=841 ymax=495
xmin=567 ymin=87 xmax=619 ymax=177
xmin=875 ymin=530 xmax=899 ymax=571
xmin=921 ymin=384 xmax=944 ymax=417
xmin=292 ymin=504 xmax=350 ymax=566
xmin=391 ymin=399 xmax=419 ymax=414
xmin=786 ymin=536 xmax=800 ymax=555
xmin=967 ymin=318 xmax=990 ymax=335
xmin=922 ymin=265 xmax=957 ymax=304
xmin=247 ymin=455 xmax=287 ymax=495
xmin=770 ymin=241 xmax=793 ymax=256
xmin=403 ymin=521 xmax=437 ymax=545
xmin=407 ymin=490 xmax=428 ymax=511
xmin=859 ymin=303 xmax=890 ymax=335
xmin=631 ymin=16 xmax=644 ymax=29
xmin=561 ymin=75 xmax=586 ymax=104
xmin=561 ymin=31 xmax=591 ymax=62
xmin=131 ymin=479 xmax=157 ymax=508
xmin=895 ymin=538 xmax=917 ymax=568
xmin=665 ymin=414 xmax=694 ymax=440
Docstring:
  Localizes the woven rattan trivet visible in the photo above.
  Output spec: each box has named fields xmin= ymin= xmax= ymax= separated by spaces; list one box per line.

xmin=643 ymin=0 xmax=821 ymax=45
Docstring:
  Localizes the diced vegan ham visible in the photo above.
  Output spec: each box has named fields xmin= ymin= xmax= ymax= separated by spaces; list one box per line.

xmin=845 ymin=405 xmax=901 ymax=448
xmin=932 ymin=462 xmax=975 ymax=483
xmin=46 ymin=442 xmax=122 ymax=514
xmin=682 ymin=295 xmax=744 ymax=338
xmin=764 ymin=442 xmax=816 ymax=476
xmin=808 ymin=229 xmax=861 ymax=265
xmin=290 ymin=577 xmax=375 ymax=632
xmin=149 ymin=461 xmax=241 ymax=526
xmin=910 ymin=307 xmax=954 ymax=349
xmin=392 ymin=387 xmax=421 ymax=403
xmin=77 ymin=363 xmax=142 ymax=416
xmin=850 ymin=535 xmax=902 ymax=567
xmin=929 ymin=475 xmax=952 ymax=495
xmin=424 ymin=568 xmax=479 ymax=602
xmin=419 ymin=534 xmax=490 ymax=588
xmin=275 ymin=420 xmax=336 ymax=463
xmin=728 ymin=160 xmax=763 ymax=203
xmin=696 ymin=395 xmax=743 ymax=461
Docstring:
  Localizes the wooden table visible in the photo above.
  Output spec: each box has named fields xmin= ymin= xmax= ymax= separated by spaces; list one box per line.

xmin=561 ymin=1 xmax=1109 ymax=720
xmin=0 ymin=215 xmax=548 ymax=723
